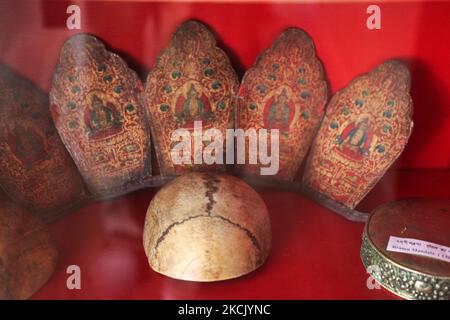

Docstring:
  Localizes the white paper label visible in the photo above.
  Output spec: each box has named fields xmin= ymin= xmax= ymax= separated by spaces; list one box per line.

xmin=386 ymin=236 xmax=450 ymax=263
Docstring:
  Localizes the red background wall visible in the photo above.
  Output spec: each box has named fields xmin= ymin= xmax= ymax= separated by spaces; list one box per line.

xmin=1 ymin=0 xmax=449 ymax=169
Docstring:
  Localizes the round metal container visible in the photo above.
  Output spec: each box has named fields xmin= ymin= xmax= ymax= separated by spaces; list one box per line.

xmin=361 ymin=199 xmax=450 ymax=300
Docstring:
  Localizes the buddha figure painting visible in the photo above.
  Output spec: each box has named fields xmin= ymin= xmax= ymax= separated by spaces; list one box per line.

xmin=85 ymin=94 xmax=122 ymax=139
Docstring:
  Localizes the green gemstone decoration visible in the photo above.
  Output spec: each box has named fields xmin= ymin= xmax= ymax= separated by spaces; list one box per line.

xmin=301 ymin=111 xmax=310 ymax=120
xmin=114 ymin=85 xmax=123 ymax=94
xmin=217 ymin=101 xmax=226 ymax=110
xmin=300 ymin=91 xmax=310 ymax=100
xmin=125 ymin=104 xmax=135 ymax=112
xmin=67 ymin=102 xmax=76 ymax=110
xmin=382 ymin=124 xmax=391 ymax=133
xmin=342 ymin=108 xmax=350 ymax=115
xmin=299 ymin=67 xmax=306 ymax=73
xmin=383 ymin=110 xmax=392 ymax=118
xmin=68 ymin=75 xmax=76 ymax=82
xmin=68 ymin=121 xmax=78 ymax=129
xmin=211 ymin=82 xmax=221 ymax=90
xmin=268 ymin=74 xmax=276 ymax=81
xmin=362 ymin=90 xmax=369 ymax=97
xmin=249 ymin=103 xmax=257 ymax=110
xmin=103 ymin=75 xmax=113 ymax=83
xmin=71 ymin=86 xmax=81 ymax=94
xmin=163 ymin=85 xmax=172 ymax=94
xmin=20 ymin=102 xmax=29 ymax=109
xmin=376 ymin=145 xmax=385 ymax=153
xmin=387 ymin=100 xmax=395 ymax=107
xmin=202 ymin=58 xmax=211 ymax=65
xmin=171 ymin=71 xmax=181 ymax=79
xmin=298 ymin=78 xmax=307 ymax=85
xmin=204 ymin=68 xmax=215 ymax=77
xmin=355 ymin=99 xmax=364 ymax=107
xmin=272 ymin=63 xmax=280 ymax=70
xmin=256 ymin=84 xmax=267 ymax=94
xmin=98 ymin=64 xmax=106 ymax=72
xmin=160 ymin=104 xmax=169 ymax=112
xmin=330 ymin=122 xmax=338 ymax=129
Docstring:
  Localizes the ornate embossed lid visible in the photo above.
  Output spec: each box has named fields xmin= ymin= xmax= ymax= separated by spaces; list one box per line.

xmin=361 ymin=199 xmax=450 ymax=300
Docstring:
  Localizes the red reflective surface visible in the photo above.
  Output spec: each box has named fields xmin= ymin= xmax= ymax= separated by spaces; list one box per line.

xmin=33 ymin=170 xmax=450 ymax=299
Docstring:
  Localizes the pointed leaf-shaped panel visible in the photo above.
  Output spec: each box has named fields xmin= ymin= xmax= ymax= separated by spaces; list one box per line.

xmin=0 ymin=199 xmax=57 ymax=299
xmin=0 ymin=64 xmax=86 ymax=219
xmin=50 ymin=34 xmax=152 ymax=198
xmin=237 ymin=28 xmax=327 ymax=180
xmin=145 ymin=21 xmax=239 ymax=176
xmin=303 ymin=60 xmax=413 ymax=209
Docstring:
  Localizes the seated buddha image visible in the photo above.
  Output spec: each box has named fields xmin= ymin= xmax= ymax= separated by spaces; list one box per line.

xmin=174 ymin=84 xmax=213 ymax=127
xmin=335 ymin=116 xmax=374 ymax=161
xmin=85 ymin=94 xmax=121 ymax=139
xmin=9 ymin=125 xmax=46 ymax=169
xmin=265 ymin=89 xmax=293 ymax=133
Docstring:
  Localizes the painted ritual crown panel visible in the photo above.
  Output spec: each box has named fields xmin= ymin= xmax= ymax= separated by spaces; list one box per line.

xmin=145 ymin=20 xmax=239 ymax=176
xmin=303 ymin=60 xmax=414 ymax=210
xmin=0 ymin=65 xmax=86 ymax=219
xmin=50 ymin=34 xmax=152 ymax=198
xmin=237 ymin=28 xmax=328 ymax=180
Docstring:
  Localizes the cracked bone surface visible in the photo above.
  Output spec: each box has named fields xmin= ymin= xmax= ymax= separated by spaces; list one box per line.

xmin=143 ymin=172 xmax=271 ymax=282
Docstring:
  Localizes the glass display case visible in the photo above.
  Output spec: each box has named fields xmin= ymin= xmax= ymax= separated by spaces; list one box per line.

xmin=0 ymin=0 xmax=449 ymax=300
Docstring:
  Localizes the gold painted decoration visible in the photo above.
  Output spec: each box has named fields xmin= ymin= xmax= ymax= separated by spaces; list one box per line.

xmin=237 ymin=28 xmax=328 ymax=180
xmin=0 ymin=64 xmax=86 ymax=220
xmin=50 ymin=34 xmax=152 ymax=198
xmin=303 ymin=60 xmax=413 ymax=209
xmin=145 ymin=20 xmax=239 ymax=176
